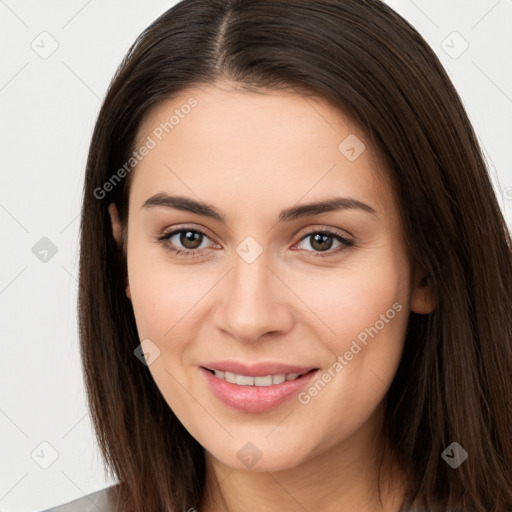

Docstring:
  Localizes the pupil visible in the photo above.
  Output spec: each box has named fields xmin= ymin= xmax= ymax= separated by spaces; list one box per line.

xmin=311 ymin=233 xmax=333 ymax=251
xmin=180 ymin=230 xmax=202 ymax=249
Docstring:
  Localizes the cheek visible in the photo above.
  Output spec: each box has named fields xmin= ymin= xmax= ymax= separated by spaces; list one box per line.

xmin=127 ymin=255 xmax=206 ymax=415
xmin=127 ymin=236 xmax=208 ymax=340
xmin=288 ymin=252 xmax=409 ymax=353
xmin=308 ymin=265 xmax=408 ymax=421
xmin=288 ymin=250 xmax=410 ymax=412
xmin=128 ymin=230 xmax=410 ymax=362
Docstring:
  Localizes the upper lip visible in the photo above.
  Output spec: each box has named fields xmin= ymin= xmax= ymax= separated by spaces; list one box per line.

xmin=201 ymin=360 xmax=318 ymax=377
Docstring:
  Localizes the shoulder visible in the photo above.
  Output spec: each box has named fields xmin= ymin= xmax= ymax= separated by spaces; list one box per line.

xmin=40 ymin=484 xmax=120 ymax=512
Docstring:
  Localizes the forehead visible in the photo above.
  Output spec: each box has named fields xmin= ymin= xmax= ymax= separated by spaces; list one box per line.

xmin=130 ymin=82 xmax=393 ymax=218
xmin=137 ymin=82 xmax=362 ymax=152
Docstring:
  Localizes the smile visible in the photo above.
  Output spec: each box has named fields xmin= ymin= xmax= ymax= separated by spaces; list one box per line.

xmin=200 ymin=365 xmax=319 ymax=413
xmin=208 ymin=369 xmax=309 ymax=386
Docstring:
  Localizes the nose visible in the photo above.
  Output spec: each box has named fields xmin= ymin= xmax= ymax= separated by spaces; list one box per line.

xmin=213 ymin=248 xmax=295 ymax=344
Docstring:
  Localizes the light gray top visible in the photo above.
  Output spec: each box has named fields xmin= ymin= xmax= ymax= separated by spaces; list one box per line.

xmin=40 ymin=485 xmax=119 ymax=512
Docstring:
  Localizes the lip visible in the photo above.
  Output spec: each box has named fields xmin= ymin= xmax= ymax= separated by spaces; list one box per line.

xmin=199 ymin=362 xmax=319 ymax=413
xmin=201 ymin=360 xmax=317 ymax=377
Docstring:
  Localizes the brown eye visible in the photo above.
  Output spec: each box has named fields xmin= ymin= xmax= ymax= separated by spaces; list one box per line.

xmin=157 ymin=226 xmax=219 ymax=258
xmin=296 ymin=230 xmax=353 ymax=257
xmin=179 ymin=230 xmax=204 ymax=249
xmin=309 ymin=233 xmax=335 ymax=251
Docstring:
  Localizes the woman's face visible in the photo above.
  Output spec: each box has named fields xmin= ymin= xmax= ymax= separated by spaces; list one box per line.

xmin=111 ymin=81 xmax=433 ymax=473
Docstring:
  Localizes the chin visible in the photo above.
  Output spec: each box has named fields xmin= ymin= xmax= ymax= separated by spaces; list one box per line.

xmin=205 ymin=438 xmax=309 ymax=473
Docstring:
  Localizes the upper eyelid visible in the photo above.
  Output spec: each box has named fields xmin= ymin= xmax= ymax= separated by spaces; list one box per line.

xmin=295 ymin=225 xmax=352 ymax=241
xmin=160 ymin=224 xmax=216 ymax=240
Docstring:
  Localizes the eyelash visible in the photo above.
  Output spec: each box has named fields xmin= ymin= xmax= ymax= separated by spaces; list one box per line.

xmin=156 ymin=225 xmax=354 ymax=259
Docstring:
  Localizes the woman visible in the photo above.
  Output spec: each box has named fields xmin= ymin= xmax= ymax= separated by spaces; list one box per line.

xmin=52 ymin=0 xmax=512 ymax=510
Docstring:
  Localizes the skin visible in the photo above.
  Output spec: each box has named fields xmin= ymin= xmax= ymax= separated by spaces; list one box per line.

xmin=109 ymin=81 xmax=435 ymax=512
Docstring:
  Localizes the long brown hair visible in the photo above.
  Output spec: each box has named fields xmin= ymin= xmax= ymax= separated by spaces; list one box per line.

xmin=78 ymin=1 xmax=512 ymax=510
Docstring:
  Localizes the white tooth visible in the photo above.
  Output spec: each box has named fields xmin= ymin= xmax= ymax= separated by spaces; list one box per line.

xmin=236 ymin=374 xmax=255 ymax=386
xmin=272 ymin=373 xmax=286 ymax=384
xmin=224 ymin=371 xmax=237 ymax=384
xmin=254 ymin=375 xmax=273 ymax=387
xmin=214 ymin=371 xmax=303 ymax=386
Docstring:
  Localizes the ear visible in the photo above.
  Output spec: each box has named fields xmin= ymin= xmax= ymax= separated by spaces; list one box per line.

xmin=410 ymin=266 xmax=435 ymax=314
xmin=108 ymin=202 xmax=131 ymax=300
xmin=108 ymin=202 xmax=123 ymax=246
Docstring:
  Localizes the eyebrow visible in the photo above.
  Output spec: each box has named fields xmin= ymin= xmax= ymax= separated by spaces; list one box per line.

xmin=142 ymin=193 xmax=377 ymax=223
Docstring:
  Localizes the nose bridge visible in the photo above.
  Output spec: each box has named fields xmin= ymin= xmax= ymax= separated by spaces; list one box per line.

xmin=232 ymin=247 xmax=269 ymax=299
xmin=214 ymin=238 xmax=293 ymax=341
xmin=230 ymin=233 xmax=271 ymax=297
xmin=230 ymin=246 xmax=273 ymax=317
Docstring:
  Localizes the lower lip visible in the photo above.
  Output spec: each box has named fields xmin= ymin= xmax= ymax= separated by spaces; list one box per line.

xmin=200 ymin=367 xmax=318 ymax=413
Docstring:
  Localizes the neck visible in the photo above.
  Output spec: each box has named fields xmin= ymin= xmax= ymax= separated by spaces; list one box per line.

xmin=199 ymin=404 xmax=408 ymax=512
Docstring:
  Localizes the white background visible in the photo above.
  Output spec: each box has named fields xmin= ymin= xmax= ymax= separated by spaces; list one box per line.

xmin=1 ymin=1 xmax=511 ymax=510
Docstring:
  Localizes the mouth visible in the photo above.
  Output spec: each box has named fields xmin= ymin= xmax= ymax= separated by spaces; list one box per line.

xmin=202 ymin=367 xmax=318 ymax=386
xmin=199 ymin=364 xmax=320 ymax=413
